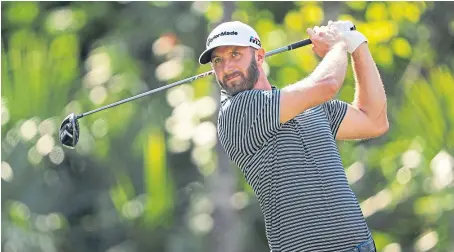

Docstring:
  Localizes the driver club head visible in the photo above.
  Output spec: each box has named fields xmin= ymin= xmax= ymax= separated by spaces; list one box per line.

xmin=59 ymin=113 xmax=80 ymax=149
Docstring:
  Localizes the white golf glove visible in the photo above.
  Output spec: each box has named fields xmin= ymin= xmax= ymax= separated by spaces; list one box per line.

xmin=328 ymin=20 xmax=367 ymax=53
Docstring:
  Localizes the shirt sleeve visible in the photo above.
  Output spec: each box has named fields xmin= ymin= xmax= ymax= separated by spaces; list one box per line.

xmin=321 ymin=99 xmax=349 ymax=139
xmin=217 ymin=88 xmax=282 ymax=157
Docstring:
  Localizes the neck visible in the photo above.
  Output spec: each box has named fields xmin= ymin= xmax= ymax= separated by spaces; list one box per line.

xmin=253 ymin=68 xmax=272 ymax=90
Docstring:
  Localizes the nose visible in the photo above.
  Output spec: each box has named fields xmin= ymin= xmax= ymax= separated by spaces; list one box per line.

xmin=222 ymin=59 xmax=235 ymax=73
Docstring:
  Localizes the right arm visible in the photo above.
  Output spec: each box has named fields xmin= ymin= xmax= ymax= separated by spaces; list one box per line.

xmin=218 ymin=27 xmax=349 ymax=159
xmin=279 ymin=39 xmax=348 ymax=123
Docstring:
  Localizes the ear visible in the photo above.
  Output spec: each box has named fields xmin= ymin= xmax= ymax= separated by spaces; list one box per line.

xmin=256 ymin=48 xmax=266 ymax=65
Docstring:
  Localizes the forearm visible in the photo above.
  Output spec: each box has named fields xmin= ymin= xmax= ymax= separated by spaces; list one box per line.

xmin=352 ymin=43 xmax=387 ymax=122
xmin=279 ymin=42 xmax=348 ymax=123
xmin=309 ymin=42 xmax=348 ymax=87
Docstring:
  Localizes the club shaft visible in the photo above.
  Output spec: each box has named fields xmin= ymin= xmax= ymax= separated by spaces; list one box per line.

xmin=266 ymin=38 xmax=312 ymax=57
xmin=77 ymin=70 xmax=215 ymax=119
xmin=76 ymin=38 xmax=313 ymax=120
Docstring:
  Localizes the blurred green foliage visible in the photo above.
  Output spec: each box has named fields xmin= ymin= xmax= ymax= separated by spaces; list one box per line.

xmin=2 ymin=1 xmax=454 ymax=252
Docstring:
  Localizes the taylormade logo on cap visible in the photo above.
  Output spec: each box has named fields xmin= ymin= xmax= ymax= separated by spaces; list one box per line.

xmin=207 ymin=31 xmax=239 ymax=47
xmin=198 ymin=21 xmax=262 ymax=64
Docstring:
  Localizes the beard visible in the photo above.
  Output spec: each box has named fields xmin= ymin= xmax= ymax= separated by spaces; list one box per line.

xmin=217 ymin=56 xmax=260 ymax=96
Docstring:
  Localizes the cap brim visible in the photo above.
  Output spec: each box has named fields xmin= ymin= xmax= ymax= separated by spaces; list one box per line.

xmin=198 ymin=42 xmax=255 ymax=65
xmin=198 ymin=47 xmax=216 ymax=65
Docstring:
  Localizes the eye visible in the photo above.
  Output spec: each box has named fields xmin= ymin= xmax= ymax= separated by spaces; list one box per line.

xmin=212 ymin=57 xmax=222 ymax=64
xmin=232 ymin=51 xmax=240 ymax=57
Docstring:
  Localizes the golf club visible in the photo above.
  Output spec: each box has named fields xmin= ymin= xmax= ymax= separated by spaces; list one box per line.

xmin=59 ymin=26 xmax=356 ymax=149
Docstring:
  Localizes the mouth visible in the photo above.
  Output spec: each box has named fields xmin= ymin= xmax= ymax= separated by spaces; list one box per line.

xmin=226 ymin=73 xmax=241 ymax=82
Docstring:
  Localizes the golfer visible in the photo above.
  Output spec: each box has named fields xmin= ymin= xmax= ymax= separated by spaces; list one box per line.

xmin=198 ymin=20 xmax=388 ymax=252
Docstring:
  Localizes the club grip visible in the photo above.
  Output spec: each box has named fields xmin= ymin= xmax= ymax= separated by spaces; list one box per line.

xmin=287 ymin=39 xmax=312 ymax=50
xmin=287 ymin=25 xmax=357 ymax=51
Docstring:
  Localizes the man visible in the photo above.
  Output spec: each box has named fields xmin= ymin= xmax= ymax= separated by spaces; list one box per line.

xmin=198 ymin=20 xmax=388 ymax=252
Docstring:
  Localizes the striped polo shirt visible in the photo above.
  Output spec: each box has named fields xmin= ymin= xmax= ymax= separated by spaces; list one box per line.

xmin=217 ymin=86 xmax=372 ymax=252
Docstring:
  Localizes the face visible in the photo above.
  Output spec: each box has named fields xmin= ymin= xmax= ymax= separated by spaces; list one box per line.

xmin=210 ymin=46 xmax=260 ymax=96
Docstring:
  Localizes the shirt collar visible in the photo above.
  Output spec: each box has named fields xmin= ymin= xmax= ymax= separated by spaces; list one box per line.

xmin=220 ymin=86 xmax=278 ymax=103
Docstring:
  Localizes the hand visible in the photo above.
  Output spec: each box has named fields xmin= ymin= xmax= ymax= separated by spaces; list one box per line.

xmin=307 ymin=25 xmax=345 ymax=58
xmin=327 ymin=20 xmax=355 ymax=33
xmin=327 ymin=20 xmax=368 ymax=53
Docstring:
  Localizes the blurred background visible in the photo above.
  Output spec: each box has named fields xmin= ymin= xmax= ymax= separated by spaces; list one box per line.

xmin=1 ymin=1 xmax=454 ymax=252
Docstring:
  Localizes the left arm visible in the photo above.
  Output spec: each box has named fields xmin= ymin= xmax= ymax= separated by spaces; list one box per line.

xmin=335 ymin=42 xmax=389 ymax=140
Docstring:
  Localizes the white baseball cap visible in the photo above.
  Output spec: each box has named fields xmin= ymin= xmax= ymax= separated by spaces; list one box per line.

xmin=198 ymin=21 xmax=262 ymax=65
